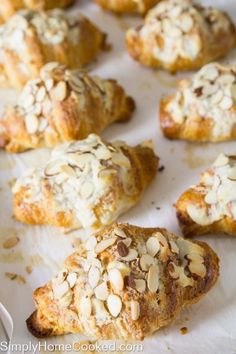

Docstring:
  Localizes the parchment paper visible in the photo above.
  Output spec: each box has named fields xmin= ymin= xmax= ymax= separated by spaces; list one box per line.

xmin=0 ymin=0 xmax=236 ymax=353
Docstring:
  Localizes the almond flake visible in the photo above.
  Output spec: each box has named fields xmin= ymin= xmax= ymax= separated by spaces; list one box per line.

xmin=80 ymin=182 xmax=94 ymax=199
xmin=189 ymin=262 xmax=206 ymax=278
xmin=147 ymin=265 xmax=159 ymax=292
xmin=94 ymin=282 xmax=109 ymax=301
xmin=146 ymin=237 xmax=160 ymax=257
xmin=120 ymin=249 xmax=138 ymax=262
xmin=219 ymin=96 xmax=233 ymax=110
xmin=60 ymin=164 xmax=77 ymax=177
xmin=67 ymin=272 xmax=77 ymax=288
xmin=36 ymin=86 xmax=46 ymax=102
xmin=113 ymin=227 xmax=127 ymax=238
xmin=107 ymin=261 xmax=130 ymax=277
xmin=45 ymin=78 xmax=54 ymax=91
xmin=112 ymin=153 xmax=130 ymax=167
xmin=203 ymin=65 xmax=219 ymax=81
xmin=140 ymin=254 xmax=154 ymax=271
xmin=25 ymin=114 xmax=39 ymax=134
xmin=88 ymin=267 xmax=100 ymax=289
xmin=51 ymin=81 xmax=67 ymax=102
xmin=85 ymin=236 xmax=97 ymax=251
xmin=108 ymin=269 xmax=124 ymax=293
xmin=107 ymin=294 xmax=122 ymax=317
xmin=131 ymin=300 xmax=140 ymax=321
xmin=53 ymin=281 xmax=69 ymax=299
xmin=213 ymin=154 xmax=229 ymax=167
xmin=95 ymin=238 xmax=117 ymax=254
xmin=179 ymin=14 xmax=193 ymax=32
xmin=204 ymin=190 xmax=217 ymax=204
xmin=3 ymin=236 xmax=19 ymax=249
xmin=80 ymin=296 xmax=92 ymax=318
xmin=135 ymin=279 xmax=146 ymax=293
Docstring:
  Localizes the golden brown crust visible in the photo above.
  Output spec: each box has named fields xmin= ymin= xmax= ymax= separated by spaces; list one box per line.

xmin=0 ymin=10 xmax=107 ymax=88
xmin=0 ymin=0 xmax=75 ymax=21
xmin=13 ymin=136 xmax=158 ymax=228
xmin=26 ymin=223 xmax=219 ymax=340
xmin=126 ymin=2 xmax=236 ymax=72
xmin=0 ymin=64 xmax=135 ymax=153
xmin=94 ymin=0 xmax=159 ymax=15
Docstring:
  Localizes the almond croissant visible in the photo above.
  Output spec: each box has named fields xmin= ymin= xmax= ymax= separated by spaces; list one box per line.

xmin=0 ymin=9 xmax=106 ymax=88
xmin=26 ymin=223 xmax=219 ymax=340
xmin=0 ymin=62 xmax=135 ymax=153
xmin=13 ymin=135 xmax=158 ymax=229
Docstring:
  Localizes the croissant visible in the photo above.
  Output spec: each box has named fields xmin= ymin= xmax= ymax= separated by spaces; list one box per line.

xmin=0 ymin=9 xmax=106 ymax=88
xmin=126 ymin=0 xmax=236 ymax=72
xmin=94 ymin=0 xmax=160 ymax=15
xmin=13 ymin=135 xmax=158 ymax=229
xmin=0 ymin=62 xmax=135 ymax=153
xmin=160 ymin=63 xmax=236 ymax=142
xmin=176 ymin=153 xmax=236 ymax=237
xmin=0 ymin=0 xmax=74 ymax=22
xmin=26 ymin=222 xmax=219 ymax=340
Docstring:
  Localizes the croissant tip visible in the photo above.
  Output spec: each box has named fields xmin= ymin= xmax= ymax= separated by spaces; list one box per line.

xmin=26 ymin=311 xmax=53 ymax=338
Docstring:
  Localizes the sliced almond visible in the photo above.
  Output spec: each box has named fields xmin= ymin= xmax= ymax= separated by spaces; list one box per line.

xmin=107 ymin=294 xmax=122 ymax=317
xmin=51 ymin=81 xmax=67 ymax=102
xmin=85 ymin=236 xmax=97 ymax=251
xmin=107 ymin=261 xmax=130 ymax=277
xmin=25 ymin=114 xmax=39 ymax=134
xmin=95 ymin=237 xmax=117 ymax=254
xmin=3 ymin=236 xmax=19 ymax=249
xmin=213 ymin=154 xmax=229 ymax=167
xmin=94 ymin=281 xmax=109 ymax=301
xmin=135 ymin=279 xmax=146 ymax=293
xmin=131 ymin=300 xmax=140 ymax=321
xmin=36 ymin=86 xmax=46 ymax=102
xmin=140 ymin=254 xmax=154 ymax=271
xmin=108 ymin=269 xmax=124 ymax=293
xmin=204 ymin=190 xmax=217 ymax=205
xmin=61 ymin=164 xmax=77 ymax=177
xmin=219 ymin=96 xmax=233 ymax=110
xmin=80 ymin=296 xmax=92 ymax=318
xmin=169 ymin=240 xmax=179 ymax=254
xmin=112 ymin=152 xmax=130 ymax=167
xmin=113 ymin=227 xmax=127 ymax=238
xmin=80 ymin=182 xmax=94 ymax=199
xmin=146 ymin=237 xmax=160 ymax=257
xmin=67 ymin=272 xmax=77 ymax=288
xmin=147 ymin=265 xmax=159 ymax=292
xmin=45 ymin=78 xmax=54 ymax=91
xmin=88 ymin=267 xmax=100 ymax=289
xmin=189 ymin=262 xmax=206 ymax=278
xmin=53 ymin=281 xmax=69 ymax=299
xmin=120 ymin=249 xmax=138 ymax=262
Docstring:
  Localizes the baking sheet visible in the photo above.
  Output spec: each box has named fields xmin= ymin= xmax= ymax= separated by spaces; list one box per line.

xmin=1 ymin=0 xmax=236 ymax=353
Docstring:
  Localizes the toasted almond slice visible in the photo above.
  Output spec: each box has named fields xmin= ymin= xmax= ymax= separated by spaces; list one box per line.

xmin=95 ymin=237 xmax=117 ymax=254
xmin=169 ymin=240 xmax=179 ymax=254
xmin=107 ymin=261 xmax=130 ymax=277
xmin=53 ymin=281 xmax=69 ymax=299
xmin=131 ymin=300 xmax=140 ymax=321
xmin=3 ymin=236 xmax=19 ymax=249
xmin=135 ymin=279 xmax=146 ymax=293
xmin=112 ymin=152 xmax=130 ymax=167
xmin=117 ymin=241 xmax=129 ymax=257
xmin=85 ymin=236 xmax=97 ymax=251
xmin=140 ymin=254 xmax=154 ymax=271
xmin=51 ymin=81 xmax=67 ymax=102
xmin=80 ymin=296 xmax=92 ymax=318
xmin=107 ymin=294 xmax=122 ymax=317
xmin=25 ymin=114 xmax=39 ymax=134
xmin=95 ymin=146 xmax=111 ymax=160
xmin=147 ymin=265 xmax=159 ymax=292
xmin=67 ymin=272 xmax=77 ymax=288
xmin=88 ymin=267 xmax=100 ymax=289
xmin=146 ymin=237 xmax=160 ymax=257
xmin=108 ymin=269 xmax=124 ymax=293
xmin=120 ymin=249 xmax=138 ymax=262
xmin=94 ymin=282 xmax=109 ymax=301
xmin=113 ymin=227 xmax=127 ymax=238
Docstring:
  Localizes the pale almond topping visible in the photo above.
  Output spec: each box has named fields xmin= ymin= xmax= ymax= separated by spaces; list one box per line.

xmin=3 ymin=236 xmax=20 ymax=249
xmin=45 ymin=78 xmax=54 ymax=91
xmin=135 ymin=279 xmax=146 ymax=293
xmin=67 ymin=272 xmax=77 ymax=288
xmin=179 ymin=14 xmax=193 ymax=32
xmin=146 ymin=236 xmax=160 ymax=257
xmin=108 ymin=269 xmax=124 ymax=293
xmin=107 ymin=261 xmax=131 ymax=277
xmin=53 ymin=281 xmax=69 ymax=299
xmin=80 ymin=296 xmax=92 ymax=318
xmin=107 ymin=294 xmax=122 ymax=317
xmin=169 ymin=240 xmax=179 ymax=254
xmin=95 ymin=147 xmax=112 ymax=160
xmin=80 ymin=182 xmax=94 ymax=199
xmin=219 ymin=96 xmax=233 ymax=110
xmin=131 ymin=300 xmax=140 ymax=321
xmin=25 ymin=114 xmax=39 ymax=134
xmin=122 ymin=237 xmax=132 ymax=247
xmin=147 ymin=265 xmax=159 ymax=292
xmin=112 ymin=153 xmax=130 ymax=167
xmin=36 ymin=86 xmax=46 ymax=102
xmin=213 ymin=153 xmax=229 ymax=167
xmin=38 ymin=118 xmax=48 ymax=132
xmin=51 ymin=81 xmax=67 ymax=102
xmin=113 ymin=227 xmax=127 ymax=238
xmin=88 ymin=267 xmax=100 ymax=289
xmin=85 ymin=236 xmax=97 ymax=251
xmin=120 ymin=249 xmax=138 ymax=262
xmin=94 ymin=282 xmax=109 ymax=301
xmin=61 ymin=164 xmax=77 ymax=177
xmin=140 ymin=254 xmax=154 ymax=271
xmin=95 ymin=238 xmax=117 ymax=254
xmin=204 ymin=190 xmax=218 ymax=204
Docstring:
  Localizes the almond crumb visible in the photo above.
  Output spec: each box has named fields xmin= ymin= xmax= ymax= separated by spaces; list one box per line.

xmin=5 ymin=272 xmax=26 ymax=284
xmin=180 ymin=326 xmax=188 ymax=335
xmin=3 ymin=236 xmax=20 ymax=249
